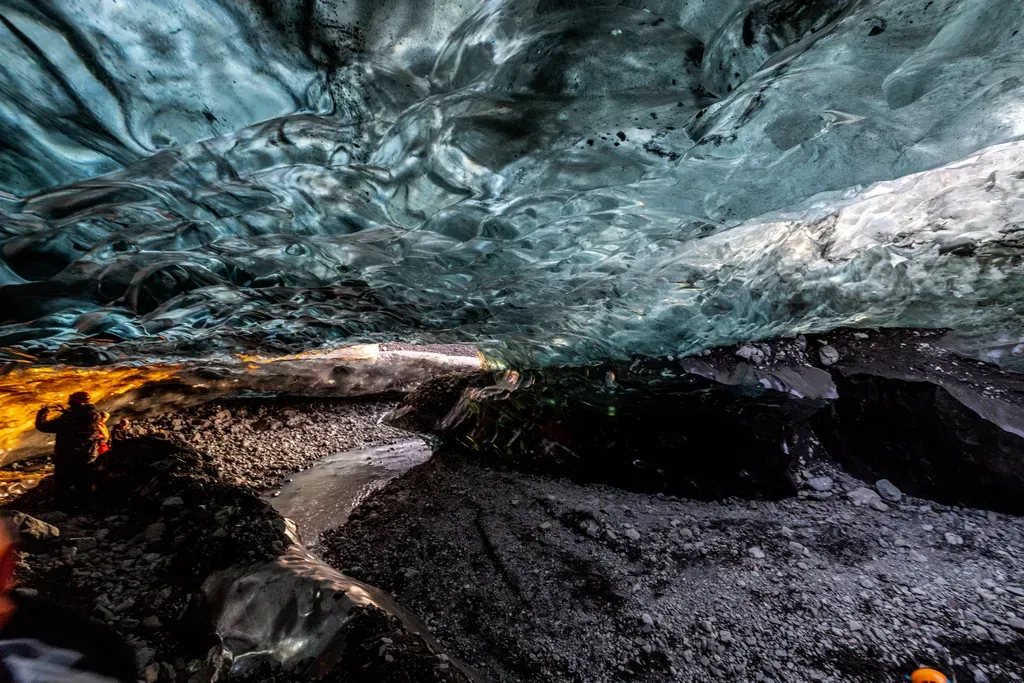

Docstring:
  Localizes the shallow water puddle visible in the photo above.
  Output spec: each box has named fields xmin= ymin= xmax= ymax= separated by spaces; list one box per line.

xmin=266 ymin=438 xmax=431 ymax=548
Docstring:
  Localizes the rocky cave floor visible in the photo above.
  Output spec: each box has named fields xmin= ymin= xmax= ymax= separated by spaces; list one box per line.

xmin=2 ymin=396 xmax=420 ymax=683
xmin=132 ymin=395 xmax=409 ymax=490
xmin=323 ymin=454 xmax=1024 ymax=683
xmin=2 ymin=379 xmax=1023 ymax=682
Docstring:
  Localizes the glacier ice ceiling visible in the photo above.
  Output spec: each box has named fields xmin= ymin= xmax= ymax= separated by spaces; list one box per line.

xmin=1 ymin=0 xmax=1024 ymax=366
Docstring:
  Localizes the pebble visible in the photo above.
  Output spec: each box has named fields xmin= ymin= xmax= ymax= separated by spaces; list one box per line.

xmin=143 ymin=523 xmax=166 ymax=543
xmin=736 ymin=346 xmax=766 ymax=364
xmin=72 ymin=537 xmax=98 ymax=551
xmin=539 ymin=521 xmax=552 ymax=531
xmin=819 ymin=346 xmax=840 ymax=366
xmin=136 ymin=647 xmax=156 ymax=668
xmin=161 ymin=496 xmax=185 ymax=508
xmin=944 ymin=533 xmax=964 ymax=546
xmin=624 ymin=528 xmax=641 ymax=542
xmin=806 ymin=477 xmax=834 ymax=492
xmin=1007 ymin=617 xmax=1024 ymax=632
xmin=874 ymin=480 xmax=903 ymax=503
xmin=748 ymin=547 xmax=766 ymax=560
xmin=847 ymin=487 xmax=881 ymax=507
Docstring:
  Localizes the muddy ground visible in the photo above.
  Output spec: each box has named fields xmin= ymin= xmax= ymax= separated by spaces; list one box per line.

xmin=322 ymin=453 xmax=1024 ymax=683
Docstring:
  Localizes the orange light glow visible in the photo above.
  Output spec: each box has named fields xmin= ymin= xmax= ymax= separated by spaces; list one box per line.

xmin=0 ymin=364 xmax=183 ymax=461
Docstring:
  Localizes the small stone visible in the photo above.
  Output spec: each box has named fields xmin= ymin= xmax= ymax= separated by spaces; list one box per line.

xmin=1006 ymin=617 xmax=1024 ymax=632
xmin=869 ymin=500 xmax=890 ymax=512
xmin=700 ymin=620 xmax=715 ymax=633
xmin=719 ymin=630 xmax=734 ymax=644
xmin=143 ymin=523 xmax=166 ymax=543
xmin=136 ymin=648 xmax=156 ymax=668
xmin=806 ymin=477 xmax=834 ymax=492
xmin=143 ymin=664 xmax=159 ymax=683
xmin=625 ymin=528 xmax=641 ymax=542
xmin=539 ymin=521 xmax=552 ymax=531
xmin=35 ymin=511 xmax=68 ymax=524
xmin=748 ymin=546 xmax=766 ymax=560
xmin=847 ymin=487 xmax=881 ymax=507
xmin=142 ymin=615 xmax=163 ymax=630
xmin=736 ymin=345 xmax=766 ymax=364
xmin=788 ymin=541 xmax=806 ymax=555
xmin=71 ymin=537 xmax=97 ymax=551
xmin=574 ymin=504 xmax=598 ymax=519
xmin=819 ymin=345 xmax=840 ymax=366
xmin=12 ymin=587 xmax=38 ymax=599
xmin=641 ymin=613 xmax=655 ymax=627
xmin=874 ymin=479 xmax=903 ymax=503
xmin=603 ymin=529 xmax=617 ymax=542
xmin=161 ymin=496 xmax=185 ymax=508
xmin=944 ymin=533 xmax=964 ymax=546
xmin=678 ymin=528 xmax=694 ymax=540
xmin=909 ymin=550 xmax=928 ymax=563
xmin=7 ymin=512 xmax=60 ymax=547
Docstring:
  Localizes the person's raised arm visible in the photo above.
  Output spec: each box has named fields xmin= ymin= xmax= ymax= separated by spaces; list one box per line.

xmin=34 ymin=406 xmax=63 ymax=433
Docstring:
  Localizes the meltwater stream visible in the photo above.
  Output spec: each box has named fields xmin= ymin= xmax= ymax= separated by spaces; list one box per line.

xmin=266 ymin=438 xmax=431 ymax=550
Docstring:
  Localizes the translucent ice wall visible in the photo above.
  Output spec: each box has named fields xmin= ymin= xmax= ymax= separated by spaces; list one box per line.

xmin=1 ymin=0 xmax=1023 ymax=365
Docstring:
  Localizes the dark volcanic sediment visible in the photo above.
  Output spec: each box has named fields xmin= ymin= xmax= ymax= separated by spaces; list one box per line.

xmin=325 ymin=327 xmax=1024 ymax=683
xmin=6 ymin=329 xmax=1024 ymax=683
xmin=133 ymin=396 xmax=409 ymax=490
xmin=322 ymin=452 xmax=1024 ymax=683
xmin=7 ymin=435 xmax=477 ymax=683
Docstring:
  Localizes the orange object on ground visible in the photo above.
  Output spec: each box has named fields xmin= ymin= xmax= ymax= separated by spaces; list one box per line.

xmin=911 ymin=668 xmax=950 ymax=683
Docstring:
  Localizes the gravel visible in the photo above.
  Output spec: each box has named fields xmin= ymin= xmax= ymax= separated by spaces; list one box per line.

xmin=7 ymin=428 xmax=472 ymax=683
xmin=133 ymin=396 xmax=408 ymax=490
xmin=322 ymin=452 xmax=1024 ymax=683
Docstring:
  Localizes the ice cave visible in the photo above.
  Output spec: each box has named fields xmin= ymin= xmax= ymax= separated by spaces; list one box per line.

xmin=0 ymin=1 xmax=1023 ymax=682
